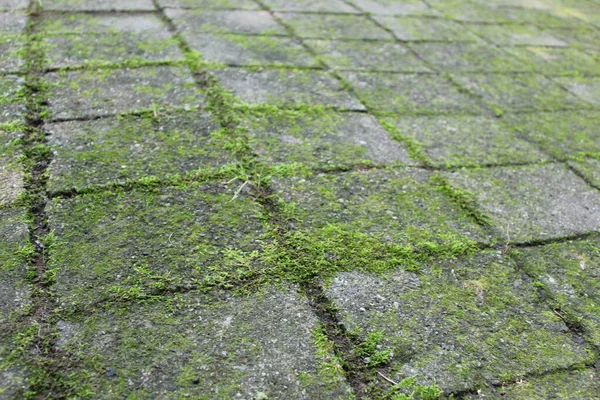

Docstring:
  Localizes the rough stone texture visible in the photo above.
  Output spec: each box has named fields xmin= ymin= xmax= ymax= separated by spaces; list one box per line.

xmin=166 ymin=9 xmax=286 ymax=35
xmin=556 ymin=76 xmax=600 ymax=106
xmin=46 ymin=67 xmax=205 ymax=120
xmin=275 ymin=13 xmax=392 ymax=40
xmin=0 ymin=12 xmax=27 ymax=35
xmin=348 ymin=0 xmax=440 ymax=16
xmin=505 ymin=46 xmax=600 ymax=75
xmin=570 ymin=158 xmax=600 ymax=188
xmin=0 ymin=75 xmax=24 ymax=124
xmin=389 ymin=115 xmax=548 ymax=167
xmin=340 ymin=71 xmax=482 ymax=115
xmin=182 ymin=32 xmax=317 ymax=67
xmin=373 ymin=16 xmax=478 ymax=41
xmin=211 ymin=68 xmax=365 ymax=110
xmin=0 ymin=37 xmax=24 ymax=73
xmin=444 ymin=163 xmax=600 ymax=243
xmin=326 ymin=252 xmax=591 ymax=393
xmin=262 ymin=0 xmax=359 ymax=13
xmin=242 ymin=110 xmax=411 ymax=168
xmin=47 ymin=185 xmax=267 ymax=308
xmin=556 ymin=28 xmax=600 ymax=52
xmin=305 ymin=40 xmax=431 ymax=72
xmin=157 ymin=0 xmax=260 ymax=8
xmin=0 ymin=129 xmax=23 ymax=207
xmin=0 ymin=0 xmax=27 ymax=10
xmin=45 ymin=112 xmax=232 ymax=192
xmin=0 ymin=332 xmax=29 ymax=400
xmin=467 ymin=24 xmax=568 ymax=47
xmin=41 ymin=0 xmax=155 ymax=11
xmin=56 ymin=287 xmax=353 ymax=399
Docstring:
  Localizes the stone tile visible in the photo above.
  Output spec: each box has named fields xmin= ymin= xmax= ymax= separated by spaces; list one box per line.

xmin=340 ymin=71 xmax=482 ymax=115
xmin=305 ymin=39 xmax=431 ymax=72
xmin=242 ymin=110 xmax=411 ymax=168
xmin=39 ymin=14 xmax=170 ymax=35
xmin=453 ymin=73 xmax=586 ymax=113
xmin=389 ymin=115 xmax=548 ymax=167
xmin=555 ymin=76 xmax=600 ymax=106
xmin=0 ymin=0 xmax=27 ymax=10
xmin=555 ymin=28 xmax=600 ymax=52
xmin=46 ymin=112 xmax=232 ymax=192
xmin=326 ymin=252 xmax=591 ymax=393
xmin=512 ymin=238 xmax=600 ymax=348
xmin=0 ymin=36 xmax=24 ymax=73
xmin=408 ymin=42 xmax=530 ymax=72
xmin=443 ymin=163 xmax=600 ymax=243
xmin=211 ymin=68 xmax=365 ymax=110
xmin=0 ymin=332 xmax=29 ymax=398
xmin=55 ymin=287 xmax=352 ymax=398
xmin=467 ymin=24 xmax=568 ymax=47
xmin=569 ymin=158 xmax=600 ymax=188
xmin=262 ymin=0 xmax=358 ymax=13
xmin=42 ymin=0 xmax=155 ymax=10
xmin=272 ymin=168 xmax=488 ymax=245
xmin=0 ymin=131 xmax=23 ymax=207
xmin=373 ymin=16 xmax=477 ymax=41
xmin=157 ymin=0 xmax=260 ymax=8
xmin=47 ymin=185 xmax=266 ymax=308
xmin=0 ymin=12 xmax=27 ymax=35
xmin=506 ymin=46 xmax=600 ymax=75
xmin=46 ymin=67 xmax=205 ymax=120
xmin=275 ymin=13 xmax=392 ymax=40
xmin=166 ymin=9 xmax=286 ymax=35
xmin=504 ymin=111 xmax=600 ymax=160
xmin=348 ymin=0 xmax=440 ymax=16
xmin=0 ymin=75 xmax=25 ymax=124
xmin=182 ymin=32 xmax=317 ymax=67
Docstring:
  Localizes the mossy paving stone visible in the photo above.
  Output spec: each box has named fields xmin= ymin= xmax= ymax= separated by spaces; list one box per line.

xmin=39 ymin=14 xmax=171 ymax=35
xmin=241 ymin=110 xmax=411 ymax=168
xmin=47 ymin=185 xmax=267 ymax=309
xmin=157 ymin=0 xmax=260 ymax=9
xmin=503 ymin=110 xmax=600 ymax=160
xmin=0 ymin=125 xmax=24 ymax=207
xmin=505 ymin=46 xmax=600 ymax=75
xmin=305 ymin=39 xmax=431 ymax=72
xmin=182 ymin=32 xmax=317 ymax=68
xmin=555 ymin=76 xmax=600 ymax=106
xmin=211 ymin=68 xmax=365 ymax=110
xmin=347 ymin=0 xmax=440 ymax=16
xmin=0 ymin=332 xmax=30 ymax=400
xmin=45 ymin=67 xmax=206 ymax=120
xmin=41 ymin=0 xmax=155 ymax=11
xmin=261 ymin=0 xmax=359 ymax=13
xmin=0 ymin=12 xmax=26 ymax=35
xmin=443 ymin=163 xmax=600 ymax=243
xmin=407 ymin=42 xmax=530 ymax=73
xmin=340 ymin=71 xmax=482 ymax=115
xmin=511 ymin=238 xmax=600 ymax=349
xmin=54 ymin=287 xmax=352 ymax=399
xmin=165 ymin=9 xmax=286 ymax=36
xmin=0 ymin=75 xmax=25 ymax=124
xmin=467 ymin=24 xmax=568 ymax=47
xmin=388 ymin=114 xmax=548 ymax=167
xmin=569 ymin=158 xmax=600 ymax=188
xmin=372 ymin=16 xmax=478 ymax=41
xmin=452 ymin=73 xmax=586 ymax=113
xmin=325 ymin=251 xmax=592 ymax=395
xmin=0 ymin=36 xmax=25 ymax=73
xmin=45 ymin=112 xmax=233 ymax=193
xmin=0 ymin=0 xmax=27 ymax=10
xmin=555 ymin=28 xmax=600 ymax=52
xmin=274 ymin=13 xmax=392 ymax=40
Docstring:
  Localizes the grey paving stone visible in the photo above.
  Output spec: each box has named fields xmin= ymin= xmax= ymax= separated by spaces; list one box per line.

xmin=182 ymin=32 xmax=317 ymax=67
xmin=373 ymin=16 xmax=478 ymax=41
xmin=0 ymin=75 xmax=25 ymax=124
xmin=325 ymin=252 xmax=591 ymax=393
xmin=0 ymin=0 xmax=27 ymax=10
xmin=166 ymin=9 xmax=286 ymax=35
xmin=443 ymin=163 xmax=600 ymax=242
xmin=0 ymin=12 xmax=27 ymax=35
xmin=0 ymin=36 xmax=24 ymax=73
xmin=272 ymin=168 xmax=488 ymax=244
xmin=47 ymin=185 xmax=267 ymax=308
xmin=46 ymin=67 xmax=205 ymax=120
xmin=340 ymin=71 xmax=482 ymax=115
xmin=275 ymin=13 xmax=392 ymax=40
xmin=504 ymin=111 xmax=600 ymax=160
xmin=0 ymin=332 xmax=29 ymax=399
xmin=467 ymin=24 xmax=568 ymax=46
xmin=157 ymin=0 xmax=260 ymax=8
xmin=505 ymin=46 xmax=600 ymax=75
xmin=569 ymin=158 xmax=600 ymax=188
xmin=211 ymin=68 xmax=365 ymax=110
xmin=56 ymin=287 xmax=352 ymax=399
xmin=42 ymin=0 xmax=155 ymax=11
xmin=408 ymin=42 xmax=530 ymax=72
xmin=39 ymin=14 xmax=170 ymax=34
xmin=348 ymin=0 xmax=440 ymax=16
xmin=242 ymin=110 xmax=411 ymax=168
xmin=46 ymin=112 xmax=232 ymax=192
xmin=453 ymin=73 xmax=586 ymax=113
xmin=512 ymin=238 xmax=600 ymax=348
xmin=389 ymin=114 xmax=548 ymax=167
xmin=262 ymin=0 xmax=358 ymax=13
xmin=555 ymin=28 xmax=600 ymax=52
xmin=555 ymin=76 xmax=600 ymax=106
xmin=305 ymin=39 xmax=431 ymax=72
xmin=0 ymin=129 xmax=23 ymax=207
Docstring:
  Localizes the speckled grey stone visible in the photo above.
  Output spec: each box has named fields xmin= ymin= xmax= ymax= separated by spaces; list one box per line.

xmin=157 ymin=0 xmax=260 ymax=8
xmin=275 ymin=13 xmax=392 ymax=40
xmin=42 ymin=0 xmax=155 ymax=10
xmin=0 ymin=75 xmax=25 ymax=124
xmin=166 ymin=8 xmax=286 ymax=35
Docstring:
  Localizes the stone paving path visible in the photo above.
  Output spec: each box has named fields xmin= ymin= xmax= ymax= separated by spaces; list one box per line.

xmin=1 ymin=0 xmax=600 ymax=398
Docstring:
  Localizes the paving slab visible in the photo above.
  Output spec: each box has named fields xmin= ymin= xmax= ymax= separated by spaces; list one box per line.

xmin=0 ymin=37 xmax=24 ymax=73
xmin=0 ymin=126 xmax=23 ymax=207
xmin=373 ymin=16 xmax=478 ymax=41
xmin=157 ymin=0 xmax=260 ymax=9
xmin=467 ymin=24 xmax=568 ymax=47
xmin=305 ymin=39 xmax=431 ymax=72
xmin=166 ymin=9 xmax=286 ymax=35
xmin=47 ymin=185 xmax=267 ymax=308
xmin=0 ymin=331 xmax=30 ymax=400
xmin=275 ymin=13 xmax=392 ymax=40
xmin=0 ymin=0 xmax=27 ymax=10
xmin=55 ymin=287 xmax=352 ymax=399
xmin=182 ymin=32 xmax=317 ymax=67
xmin=41 ymin=0 xmax=155 ymax=11
xmin=46 ymin=67 xmax=205 ymax=120
xmin=443 ymin=163 xmax=600 ymax=243
xmin=0 ymin=75 xmax=24 ymax=124
xmin=347 ymin=0 xmax=440 ymax=16
xmin=512 ymin=238 xmax=600 ymax=348
xmin=45 ymin=112 xmax=232 ymax=192
xmin=325 ymin=251 xmax=591 ymax=393
xmin=569 ymin=158 xmax=600 ymax=188
xmin=555 ymin=28 xmax=600 ymax=52
xmin=453 ymin=73 xmax=586 ymax=113
xmin=555 ymin=76 xmax=600 ymax=106
xmin=388 ymin=114 xmax=548 ymax=167
xmin=211 ymin=68 xmax=365 ymax=110
xmin=505 ymin=46 xmax=600 ymax=75
xmin=340 ymin=71 xmax=482 ymax=115
xmin=241 ymin=110 xmax=411 ymax=168
xmin=262 ymin=0 xmax=358 ymax=13
xmin=0 ymin=12 xmax=27 ymax=35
